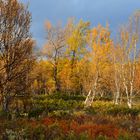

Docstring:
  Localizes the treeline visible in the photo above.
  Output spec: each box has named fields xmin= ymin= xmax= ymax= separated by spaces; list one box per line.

xmin=33 ymin=15 xmax=140 ymax=108
xmin=0 ymin=0 xmax=140 ymax=113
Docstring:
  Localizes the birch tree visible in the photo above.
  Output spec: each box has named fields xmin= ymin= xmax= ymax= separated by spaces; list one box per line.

xmin=112 ymin=45 xmax=123 ymax=105
xmin=85 ymin=24 xmax=113 ymax=106
xmin=119 ymin=11 xmax=140 ymax=108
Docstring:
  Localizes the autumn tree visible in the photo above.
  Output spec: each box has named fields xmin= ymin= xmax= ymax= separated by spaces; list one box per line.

xmin=85 ymin=24 xmax=113 ymax=106
xmin=41 ymin=19 xmax=90 ymax=94
xmin=65 ymin=19 xmax=90 ymax=94
xmin=112 ymin=45 xmax=123 ymax=105
xmin=117 ymin=11 xmax=140 ymax=108
xmin=31 ymin=60 xmax=54 ymax=94
xmin=135 ymin=57 xmax=140 ymax=96
xmin=42 ymin=21 xmax=67 ymax=92
xmin=66 ymin=19 xmax=90 ymax=70
xmin=0 ymin=0 xmax=34 ymax=112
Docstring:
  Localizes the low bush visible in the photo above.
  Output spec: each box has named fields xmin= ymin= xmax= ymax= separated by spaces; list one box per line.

xmin=65 ymin=132 xmax=89 ymax=140
xmin=84 ymin=106 xmax=97 ymax=115
xmin=29 ymin=98 xmax=84 ymax=118
xmin=107 ymin=106 xmax=140 ymax=116
xmin=48 ymin=110 xmax=72 ymax=119
xmin=95 ymin=135 xmax=109 ymax=140
xmin=32 ymin=124 xmax=47 ymax=140
xmin=118 ymin=133 xmax=136 ymax=140
xmin=90 ymin=101 xmax=140 ymax=116
xmin=47 ymin=93 xmax=86 ymax=101
xmin=0 ymin=110 xmax=12 ymax=120
xmin=0 ymin=116 xmax=139 ymax=140
xmin=46 ymin=123 xmax=63 ymax=139
xmin=32 ymin=95 xmax=48 ymax=101
xmin=28 ymin=106 xmax=45 ymax=119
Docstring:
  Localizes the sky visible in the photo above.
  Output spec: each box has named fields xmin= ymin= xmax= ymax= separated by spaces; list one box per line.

xmin=20 ymin=0 xmax=140 ymax=47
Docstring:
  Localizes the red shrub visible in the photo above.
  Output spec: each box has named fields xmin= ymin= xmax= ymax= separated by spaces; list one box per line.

xmin=74 ymin=115 xmax=92 ymax=124
xmin=41 ymin=117 xmax=120 ymax=139
xmin=58 ymin=120 xmax=70 ymax=134
xmin=70 ymin=122 xmax=119 ymax=139
xmin=91 ymin=124 xmax=119 ymax=139
xmin=42 ymin=117 xmax=55 ymax=126
xmin=70 ymin=121 xmax=80 ymax=132
xmin=29 ymin=120 xmax=38 ymax=127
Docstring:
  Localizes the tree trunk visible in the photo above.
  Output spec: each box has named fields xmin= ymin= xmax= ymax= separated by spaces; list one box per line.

xmin=54 ymin=65 xmax=60 ymax=92
xmin=127 ymin=99 xmax=132 ymax=109
xmin=2 ymin=96 xmax=9 ymax=112
xmin=84 ymin=90 xmax=92 ymax=106
xmin=114 ymin=91 xmax=120 ymax=105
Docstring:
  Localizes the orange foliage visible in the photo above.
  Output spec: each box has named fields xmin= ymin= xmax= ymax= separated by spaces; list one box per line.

xmin=42 ymin=117 xmax=55 ymax=126
xmin=70 ymin=122 xmax=119 ymax=139
xmin=41 ymin=117 xmax=119 ymax=139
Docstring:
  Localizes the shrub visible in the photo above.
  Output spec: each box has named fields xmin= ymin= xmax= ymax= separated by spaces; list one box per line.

xmin=47 ymin=93 xmax=86 ymax=101
xmin=32 ymin=124 xmax=46 ymax=140
xmin=46 ymin=123 xmax=62 ymax=140
xmin=118 ymin=133 xmax=136 ymax=140
xmin=0 ymin=110 xmax=12 ymax=120
xmin=33 ymin=95 xmax=48 ymax=101
xmin=95 ymin=135 xmax=109 ymax=140
xmin=69 ymin=123 xmax=119 ymax=139
xmin=42 ymin=117 xmax=55 ymax=126
xmin=92 ymin=101 xmax=114 ymax=109
xmin=107 ymin=106 xmax=140 ymax=116
xmin=28 ymin=106 xmax=45 ymax=118
xmin=48 ymin=110 xmax=71 ymax=119
xmin=2 ymin=128 xmax=34 ymax=140
xmin=66 ymin=132 xmax=89 ymax=140
xmin=94 ymin=96 xmax=113 ymax=101
xmin=84 ymin=106 xmax=97 ymax=115
xmin=91 ymin=101 xmax=140 ymax=116
xmin=43 ymin=99 xmax=84 ymax=112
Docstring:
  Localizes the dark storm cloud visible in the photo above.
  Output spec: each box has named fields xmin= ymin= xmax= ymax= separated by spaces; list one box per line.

xmin=20 ymin=0 xmax=140 ymax=47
